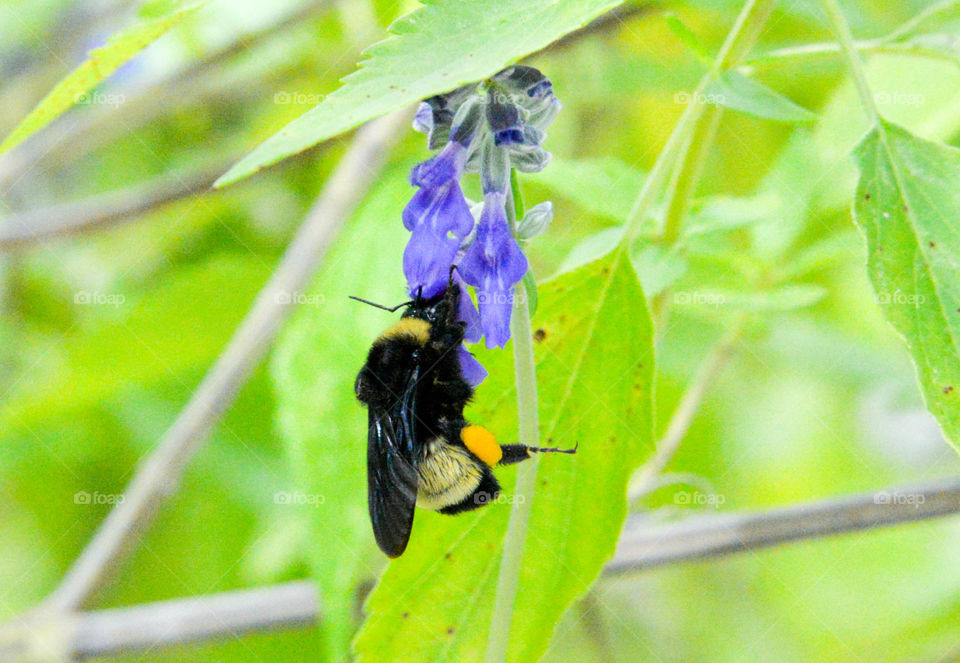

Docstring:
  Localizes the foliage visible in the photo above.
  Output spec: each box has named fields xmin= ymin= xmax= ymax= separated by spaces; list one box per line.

xmin=4 ymin=1 xmax=960 ymax=663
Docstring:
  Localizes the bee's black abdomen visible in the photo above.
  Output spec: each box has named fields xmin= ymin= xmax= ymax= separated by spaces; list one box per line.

xmin=437 ymin=469 xmax=500 ymax=515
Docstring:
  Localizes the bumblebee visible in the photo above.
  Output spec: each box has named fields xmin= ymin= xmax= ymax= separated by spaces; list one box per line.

xmin=353 ymin=281 xmax=575 ymax=558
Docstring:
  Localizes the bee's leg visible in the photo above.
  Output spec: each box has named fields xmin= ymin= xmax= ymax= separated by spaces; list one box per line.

xmin=498 ymin=444 xmax=532 ymax=465
xmin=499 ymin=443 xmax=578 ymax=465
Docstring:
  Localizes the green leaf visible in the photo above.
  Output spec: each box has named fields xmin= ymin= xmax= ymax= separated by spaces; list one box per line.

xmin=778 ymin=230 xmax=864 ymax=281
xmin=216 ymin=0 xmax=621 ymax=186
xmin=630 ymin=243 xmax=689 ymax=297
xmin=271 ymin=174 xmax=411 ymax=661
xmin=885 ymin=0 xmax=960 ymax=43
xmin=354 ymin=248 xmax=654 ymax=662
xmin=557 ymin=225 xmax=624 ymax=274
xmin=853 ymin=119 xmax=960 ymax=447
xmin=533 ymin=157 xmax=645 ymax=224
xmin=663 ymin=12 xmax=712 ymax=65
xmin=0 ymin=0 xmax=207 ymax=153
xmin=0 ymin=255 xmax=267 ymax=434
xmin=715 ymin=284 xmax=826 ymax=312
xmin=683 ymin=191 xmax=780 ymax=237
xmin=704 ymin=71 xmax=817 ymax=123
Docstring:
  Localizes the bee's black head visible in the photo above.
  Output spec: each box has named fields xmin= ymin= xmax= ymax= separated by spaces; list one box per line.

xmin=401 ymin=283 xmax=459 ymax=330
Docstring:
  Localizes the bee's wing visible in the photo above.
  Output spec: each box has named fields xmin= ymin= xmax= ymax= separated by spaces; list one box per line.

xmin=367 ymin=366 xmax=421 ymax=558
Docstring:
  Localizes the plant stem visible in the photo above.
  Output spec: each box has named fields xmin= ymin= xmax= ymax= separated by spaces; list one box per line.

xmin=486 ymin=185 xmax=542 ymax=663
xmin=660 ymin=104 xmax=723 ymax=245
xmin=819 ymin=0 xmax=881 ymax=125
xmin=741 ymin=39 xmax=960 ymax=75
xmin=629 ymin=318 xmax=745 ymax=501
xmin=622 ymin=0 xmax=778 ymax=245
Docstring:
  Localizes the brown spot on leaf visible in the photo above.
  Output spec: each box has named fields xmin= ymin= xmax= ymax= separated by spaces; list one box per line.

xmin=446 ymin=627 xmax=455 ymax=635
xmin=402 ymin=612 xmax=409 ymax=619
xmin=930 ymin=241 xmax=936 ymax=248
xmin=864 ymin=193 xmax=871 ymax=200
xmin=533 ymin=328 xmax=547 ymax=342
xmin=944 ymin=386 xmax=955 ymax=395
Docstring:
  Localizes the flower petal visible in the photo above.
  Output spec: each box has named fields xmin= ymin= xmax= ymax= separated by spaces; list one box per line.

xmin=409 ymin=141 xmax=466 ymax=188
xmin=457 ymin=345 xmax=488 ymax=386
xmin=413 ymin=102 xmax=433 ymax=135
xmin=403 ymin=222 xmax=459 ymax=299
xmin=459 ymin=192 xmax=529 ymax=348
xmin=454 ymin=273 xmax=482 ymax=343
xmin=476 ymin=287 xmax=514 ymax=348
xmin=401 ymin=179 xmax=474 ymax=238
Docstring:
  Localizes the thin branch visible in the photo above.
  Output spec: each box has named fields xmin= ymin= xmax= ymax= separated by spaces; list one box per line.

xmin=819 ymin=0 xmax=881 ymax=125
xmin=22 ymin=477 xmax=960 ymax=661
xmin=628 ymin=319 xmax=744 ymax=501
xmin=43 ymin=108 xmax=412 ymax=613
xmin=0 ymin=161 xmax=229 ymax=248
xmin=72 ymin=582 xmax=319 ymax=659
xmin=607 ymin=476 xmax=960 ymax=573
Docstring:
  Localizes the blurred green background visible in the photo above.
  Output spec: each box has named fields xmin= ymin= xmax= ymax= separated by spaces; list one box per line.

xmin=2 ymin=0 xmax=960 ymax=661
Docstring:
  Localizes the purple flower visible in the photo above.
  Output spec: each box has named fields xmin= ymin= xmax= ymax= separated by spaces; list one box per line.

xmin=400 ymin=66 xmax=560 ymax=376
xmin=402 ymin=142 xmax=474 ymax=298
xmin=457 ymin=345 xmax=488 ymax=387
xmin=459 ymin=191 xmax=528 ymax=348
xmin=454 ymin=271 xmax=482 ymax=343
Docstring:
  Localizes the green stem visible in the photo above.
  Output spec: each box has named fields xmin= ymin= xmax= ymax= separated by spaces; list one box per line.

xmin=622 ymin=0 xmax=778 ymax=245
xmin=819 ymin=0 xmax=881 ymax=125
xmin=660 ymin=104 xmax=723 ymax=245
xmin=486 ymin=180 xmax=540 ymax=663
xmin=741 ymin=39 xmax=960 ymax=74
xmin=485 ymin=280 xmax=540 ymax=663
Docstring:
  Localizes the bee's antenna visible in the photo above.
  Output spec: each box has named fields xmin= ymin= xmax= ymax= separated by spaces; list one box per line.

xmin=348 ymin=296 xmax=413 ymax=312
xmin=528 ymin=442 xmax=578 ymax=455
